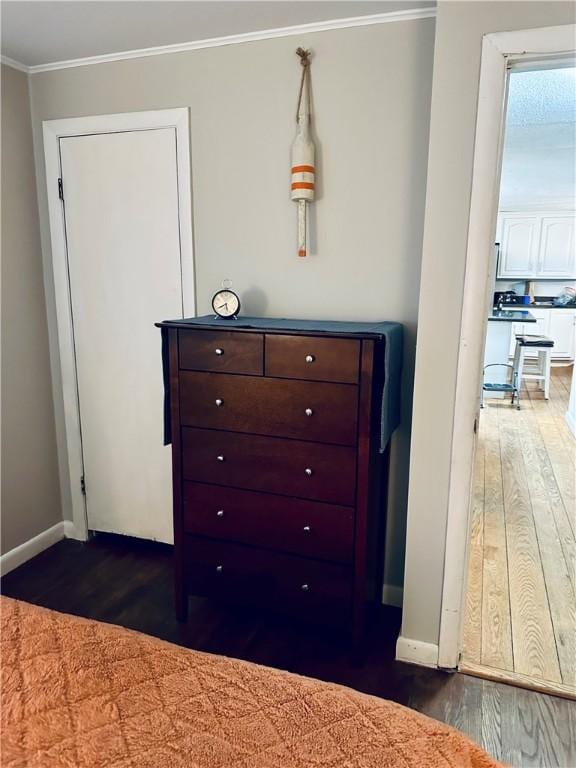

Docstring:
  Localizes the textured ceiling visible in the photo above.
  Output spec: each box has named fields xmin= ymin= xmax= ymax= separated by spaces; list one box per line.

xmin=507 ymin=67 xmax=576 ymax=126
xmin=1 ymin=0 xmax=435 ymax=67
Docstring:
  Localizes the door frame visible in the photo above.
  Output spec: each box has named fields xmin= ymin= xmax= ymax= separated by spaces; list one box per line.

xmin=437 ymin=25 xmax=576 ymax=669
xmin=43 ymin=108 xmax=195 ymax=541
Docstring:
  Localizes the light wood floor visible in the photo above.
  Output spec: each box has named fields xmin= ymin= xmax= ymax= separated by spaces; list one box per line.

xmin=461 ymin=366 xmax=576 ymax=699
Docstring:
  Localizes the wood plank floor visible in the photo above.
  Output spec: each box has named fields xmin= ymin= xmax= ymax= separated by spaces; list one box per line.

xmin=461 ymin=367 xmax=576 ymax=699
xmin=3 ymin=535 xmax=576 ymax=766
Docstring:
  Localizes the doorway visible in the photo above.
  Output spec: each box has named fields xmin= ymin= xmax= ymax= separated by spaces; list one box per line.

xmin=459 ymin=65 xmax=575 ymax=697
xmin=43 ymin=109 xmax=195 ymax=543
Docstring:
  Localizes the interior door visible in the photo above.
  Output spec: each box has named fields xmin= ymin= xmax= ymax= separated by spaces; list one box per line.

xmin=60 ymin=128 xmax=185 ymax=543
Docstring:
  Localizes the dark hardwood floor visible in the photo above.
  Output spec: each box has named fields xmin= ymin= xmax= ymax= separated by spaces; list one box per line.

xmin=2 ymin=533 xmax=575 ymax=768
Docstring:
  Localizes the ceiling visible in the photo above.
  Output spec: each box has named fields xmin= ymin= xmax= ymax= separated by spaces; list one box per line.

xmin=1 ymin=1 xmax=435 ymax=68
xmin=505 ymin=67 xmax=576 ymax=151
xmin=507 ymin=67 xmax=576 ymax=127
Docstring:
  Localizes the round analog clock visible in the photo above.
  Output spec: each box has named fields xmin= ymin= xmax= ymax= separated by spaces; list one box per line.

xmin=212 ymin=288 xmax=240 ymax=318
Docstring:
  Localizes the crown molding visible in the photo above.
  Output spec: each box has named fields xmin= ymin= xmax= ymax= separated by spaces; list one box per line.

xmin=1 ymin=54 xmax=29 ymax=73
xmin=13 ymin=7 xmax=435 ymax=75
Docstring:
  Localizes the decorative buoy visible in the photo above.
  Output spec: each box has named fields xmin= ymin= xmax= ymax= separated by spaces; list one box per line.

xmin=291 ymin=48 xmax=315 ymax=258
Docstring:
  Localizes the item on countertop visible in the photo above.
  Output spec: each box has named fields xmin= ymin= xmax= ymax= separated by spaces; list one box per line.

xmin=553 ymin=286 xmax=576 ymax=306
xmin=494 ymin=290 xmax=518 ymax=309
xmin=212 ymin=279 xmax=240 ymax=318
xmin=525 ymin=280 xmax=535 ymax=304
xmin=291 ymin=47 xmax=316 ymax=258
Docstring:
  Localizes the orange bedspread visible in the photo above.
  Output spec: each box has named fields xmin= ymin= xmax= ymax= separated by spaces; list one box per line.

xmin=1 ymin=597 xmax=501 ymax=767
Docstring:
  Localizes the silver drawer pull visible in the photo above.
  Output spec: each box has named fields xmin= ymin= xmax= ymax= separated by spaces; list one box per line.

xmin=304 ymin=467 xmax=313 ymax=476
xmin=301 ymin=583 xmax=310 ymax=592
xmin=305 ymin=408 xmax=313 ymax=417
xmin=215 ymin=398 xmax=224 ymax=407
xmin=305 ymin=354 xmax=315 ymax=363
xmin=216 ymin=509 xmax=225 ymax=517
xmin=217 ymin=455 xmax=225 ymax=462
xmin=215 ymin=348 xmax=224 ymax=356
xmin=216 ymin=565 xmax=223 ymax=573
xmin=303 ymin=525 xmax=311 ymax=533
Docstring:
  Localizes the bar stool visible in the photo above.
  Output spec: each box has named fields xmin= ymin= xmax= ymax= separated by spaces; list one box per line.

xmin=512 ymin=335 xmax=554 ymax=400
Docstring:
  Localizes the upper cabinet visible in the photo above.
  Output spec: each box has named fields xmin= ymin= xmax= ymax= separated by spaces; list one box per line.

xmin=497 ymin=214 xmax=540 ymax=278
xmin=497 ymin=211 xmax=575 ymax=279
xmin=538 ymin=215 xmax=575 ymax=277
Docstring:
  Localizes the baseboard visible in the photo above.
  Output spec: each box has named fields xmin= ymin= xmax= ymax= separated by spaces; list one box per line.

xmin=396 ymin=636 xmax=439 ymax=668
xmin=63 ymin=520 xmax=83 ymax=540
xmin=382 ymin=583 xmax=404 ymax=608
xmin=0 ymin=522 xmax=67 ymax=577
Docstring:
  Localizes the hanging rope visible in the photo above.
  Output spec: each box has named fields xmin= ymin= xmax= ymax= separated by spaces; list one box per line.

xmin=295 ymin=47 xmax=311 ymax=122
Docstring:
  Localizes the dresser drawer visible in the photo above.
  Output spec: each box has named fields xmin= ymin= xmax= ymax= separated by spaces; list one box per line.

xmin=183 ymin=482 xmax=354 ymax=563
xmin=180 ymin=372 xmax=357 ymax=446
xmin=179 ymin=330 xmax=263 ymax=375
xmin=184 ymin=536 xmax=352 ymax=614
xmin=265 ymin=335 xmax=360 ymax=383
xmin=182 ymin=428 xmax=356 ymax=505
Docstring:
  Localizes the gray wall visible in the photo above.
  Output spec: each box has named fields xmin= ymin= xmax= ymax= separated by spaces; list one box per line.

xmin=1 ymin=64 xmax=62 ymax=554
xmin=403 ymin=1 xmax=576 ymax=646
xmin=29 ymin=18 xmax=435 ymax=591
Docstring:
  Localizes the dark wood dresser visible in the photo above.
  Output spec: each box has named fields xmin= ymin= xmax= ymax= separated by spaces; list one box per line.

xmin=157 ymin=317 xmax=400 ymax=646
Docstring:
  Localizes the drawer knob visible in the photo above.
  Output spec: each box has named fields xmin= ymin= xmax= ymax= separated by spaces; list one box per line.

xmin=303 ymin=525 xmax=311 ymax=533
xmin=215 ymin=348 xmax=224 ymax=356
xmin=305 ymin=354 xmax=315 ymax=363
xmin=217 ymin=455 xmax=225 ymax=462
xmin=215 ymin=398 xmax=224 ymax=407
xmin=305 ymin=467 xmax=313 ymax=476
xmin=305 ymin=408 xmax=313 ymax=417
xmin=216 ymin=565 xmax=223 ymax=573
xmin=216 ymin=509 xmax=224 ymax=517
xmin=301 ymin=583 xmax=310 ymax=592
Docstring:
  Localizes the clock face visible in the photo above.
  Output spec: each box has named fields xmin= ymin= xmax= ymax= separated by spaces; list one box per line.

xmin=212 ymin=289 xmax=240 ymax=318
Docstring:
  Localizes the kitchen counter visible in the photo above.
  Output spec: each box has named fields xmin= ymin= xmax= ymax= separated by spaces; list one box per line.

xmin=497 ymin=303 xmax=576 ymax=310
xmin=488 ymin=309 xmax=537 ymax=322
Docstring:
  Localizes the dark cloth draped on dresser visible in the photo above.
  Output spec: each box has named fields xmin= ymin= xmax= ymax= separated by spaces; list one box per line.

xmin=158 ymin=316 xmax=403 ymax=452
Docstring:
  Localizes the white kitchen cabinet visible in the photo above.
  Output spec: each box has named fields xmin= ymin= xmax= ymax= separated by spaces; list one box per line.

xmin=507 ymin=307 xmax=576 ymax=360
xmin=497 ymin=211 xmax=575 ymax=279
xmin=549 ymin=310 xmax=576 ymax=359
xmin=538 ymin=215 xmax=575 ymax=278
xmin=497 ymin=214 xmax=539 ymax=278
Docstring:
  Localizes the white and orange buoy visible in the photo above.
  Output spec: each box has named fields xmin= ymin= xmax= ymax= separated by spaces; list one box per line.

xmin=291 ymin=48 xmax=315 ymax=258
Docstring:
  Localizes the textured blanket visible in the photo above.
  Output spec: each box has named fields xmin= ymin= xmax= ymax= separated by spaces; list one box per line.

xmin=1 ymin=597 xmax=501 ymax=767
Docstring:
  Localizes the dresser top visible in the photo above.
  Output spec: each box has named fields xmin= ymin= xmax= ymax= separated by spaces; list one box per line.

xmin=156 ymin=315 xmax=402 ymax=340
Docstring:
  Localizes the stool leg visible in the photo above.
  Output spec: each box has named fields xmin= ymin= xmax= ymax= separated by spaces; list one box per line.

xmin=512 ymin=339 xmax=520 ymax=374
xmin=544 ymin=350 xmax=551 ymax=400
xmin=538 ymin=351 xmax=545 ymax=390
xmin=511 ymin=341 xmax=519 ymax=408
xmin=515 ymin=347 xmax=525 ymax=407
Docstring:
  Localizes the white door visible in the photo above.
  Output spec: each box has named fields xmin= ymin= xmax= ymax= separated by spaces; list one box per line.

xmin=537 ymin=214 xmax=576 ymax=278
xmin=497 ymin=214 xmax=539 ymax=278
xmin=59 ymin=127 xmax=188 ymax=543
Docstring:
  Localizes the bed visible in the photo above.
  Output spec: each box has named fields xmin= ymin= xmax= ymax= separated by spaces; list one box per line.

xmin=1 ymin=597 xmax=501 ymax=767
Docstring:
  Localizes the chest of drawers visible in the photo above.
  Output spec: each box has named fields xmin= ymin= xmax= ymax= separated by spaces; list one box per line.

xmin=159 ymin=318 xmax=393 ymax=647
